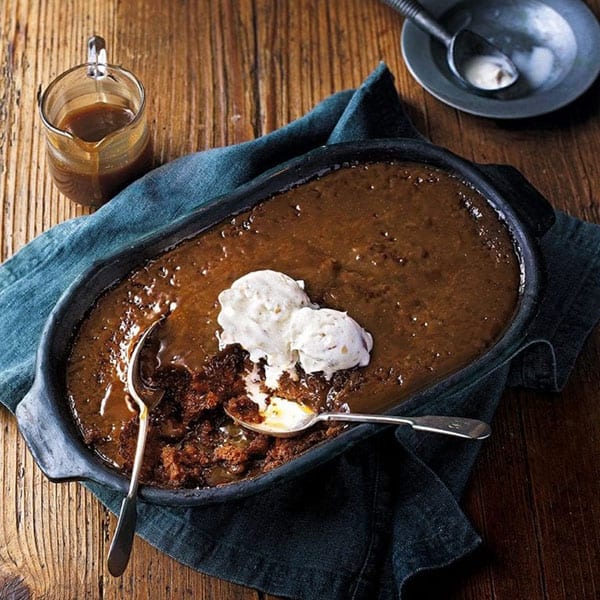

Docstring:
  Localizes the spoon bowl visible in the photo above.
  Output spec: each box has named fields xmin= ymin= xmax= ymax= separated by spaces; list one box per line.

xmin=225 ymin=400 xmax=491 ymax=440
xmin=450 ymin=29 xmax=519 ymax=92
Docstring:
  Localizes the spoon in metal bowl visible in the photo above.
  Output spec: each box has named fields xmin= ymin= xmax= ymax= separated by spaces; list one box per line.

xmin=107 ymin=317 xmax=166 ymax=577
xmin=224 ymin=398 xmax=491 ymax=440
xmin=383 ymin=0 xmax=519 ymax=93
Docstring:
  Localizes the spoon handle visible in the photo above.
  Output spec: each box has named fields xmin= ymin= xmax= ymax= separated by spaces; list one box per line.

xmin=106 ymin=411 xmax=149 ymax=576
xmin=321 ymin=413 xmax=491 ymax=440
xmin=107 ymin=493 xmax=138 ymax=576
xmin=382 ymin=0 xmax=453 ymax=47
xmin=405 ymin=415 xmax=491 ymax=439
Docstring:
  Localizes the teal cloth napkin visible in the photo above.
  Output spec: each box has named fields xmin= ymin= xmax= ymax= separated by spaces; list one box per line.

xmin=2 ymin=64 xmax=600 ymax=599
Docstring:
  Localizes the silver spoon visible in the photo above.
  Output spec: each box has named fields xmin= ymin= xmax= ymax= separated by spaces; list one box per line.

xmin=224 ymin=403 xmax=491 ymax=440
xmin=384 ymin=0 xmax=519 ymax=93
xmin=107 ymin=317 xmax=165 ymax=577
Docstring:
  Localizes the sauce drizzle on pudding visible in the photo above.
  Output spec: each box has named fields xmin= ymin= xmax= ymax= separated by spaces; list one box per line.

xmin=67 ymin=162 xmax=520 ymax=487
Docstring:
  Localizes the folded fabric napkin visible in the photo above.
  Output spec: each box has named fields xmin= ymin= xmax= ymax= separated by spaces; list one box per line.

xmin=2 ymin=63 xmax=600 ymax=599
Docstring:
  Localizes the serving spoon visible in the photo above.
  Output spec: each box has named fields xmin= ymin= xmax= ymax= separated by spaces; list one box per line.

xmin=383 ymin=0 xmax=519 ymax=92
xmin=107 ymin=317 xmax=165 ymax=577
xmin=224 ymin=401 xmax=491 ymax=440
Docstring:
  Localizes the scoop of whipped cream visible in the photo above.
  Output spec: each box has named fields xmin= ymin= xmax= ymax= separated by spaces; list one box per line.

xmin=463 ymin=55 xmax=516 ymax=91
xmin=217 ymin=270 xmax=372 ymax=388
xmin=289 ymin=306 xmax=373 ymax=380
xmin=217 ymin=270 xmax=317 ymax=387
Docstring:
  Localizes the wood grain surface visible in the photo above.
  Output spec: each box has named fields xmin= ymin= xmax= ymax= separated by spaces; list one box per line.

xmin=1 ymin=1 xmax=599 ymax=598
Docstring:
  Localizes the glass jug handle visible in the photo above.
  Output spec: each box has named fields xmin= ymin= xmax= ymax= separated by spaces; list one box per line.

xmin=87 ymin=35 xmax=107 ymax=78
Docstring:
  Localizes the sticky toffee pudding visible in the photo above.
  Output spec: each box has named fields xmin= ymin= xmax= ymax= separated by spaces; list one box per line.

xmin=66 ymin=162 xmax=521 ymax=488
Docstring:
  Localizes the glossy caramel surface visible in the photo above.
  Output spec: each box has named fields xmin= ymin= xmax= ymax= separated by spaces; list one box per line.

xmin=67 ymin=162 xmax=520 ymax=471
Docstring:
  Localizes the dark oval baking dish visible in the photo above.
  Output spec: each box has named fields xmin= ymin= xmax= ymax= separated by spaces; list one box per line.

xmin=15 ymin=138 xmax=555 ymax=506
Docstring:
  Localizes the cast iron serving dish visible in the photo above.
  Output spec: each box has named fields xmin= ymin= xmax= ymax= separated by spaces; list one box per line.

xmin=15 ymin=136 xmax=555 ymax=506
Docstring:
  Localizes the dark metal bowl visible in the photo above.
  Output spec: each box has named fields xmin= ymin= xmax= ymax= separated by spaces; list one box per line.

xmin=15 ymin=138 xmax=554 ymax=506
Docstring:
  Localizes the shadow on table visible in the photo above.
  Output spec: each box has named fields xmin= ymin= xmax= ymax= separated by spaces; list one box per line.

xmin=403 ymin=546 xmax=493 ymax=599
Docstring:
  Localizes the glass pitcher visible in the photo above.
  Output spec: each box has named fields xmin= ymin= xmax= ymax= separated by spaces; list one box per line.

xmin=38 ymin=37 xmax=151 ymax=207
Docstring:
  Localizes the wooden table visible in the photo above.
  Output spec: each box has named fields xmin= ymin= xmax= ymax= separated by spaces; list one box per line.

xmin=1 ymin=1 xmax=599 ymax=598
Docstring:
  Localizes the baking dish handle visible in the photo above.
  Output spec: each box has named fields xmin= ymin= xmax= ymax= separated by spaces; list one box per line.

xmin=16 ymin=381 xmax=97 ymax=482
xmin=476 ymin=163 xmax=556 ymax=238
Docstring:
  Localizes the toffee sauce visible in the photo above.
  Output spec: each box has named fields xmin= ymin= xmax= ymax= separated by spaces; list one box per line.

xmin=67 ymin=162 xmax=521 ymax=486
xmin=48 ymin=102 xmax=152 ymax=206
